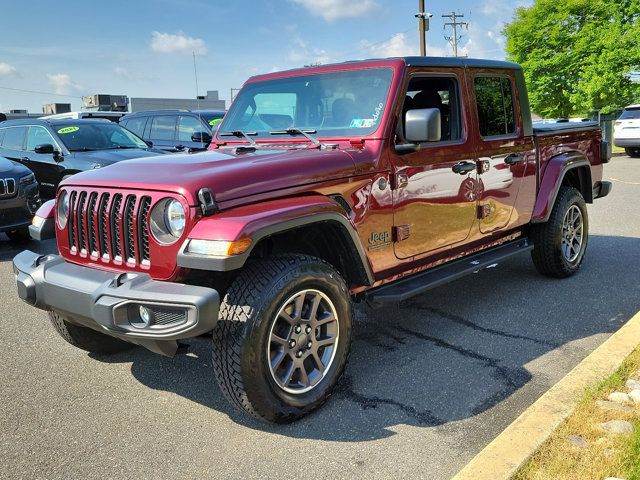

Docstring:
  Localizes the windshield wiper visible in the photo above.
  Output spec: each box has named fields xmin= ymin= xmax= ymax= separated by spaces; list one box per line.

xmin=219 ymin=130 xmax=257 ymax=146
xmin=69 ymin=147 xmax=98 ymax=152
xmin=269 ymin=128 xmax=320 ymax=147
xmin=269 ymin=128 xmax=335 ymax=149
xmin=106 ymin=145 xmax=139 ymax=150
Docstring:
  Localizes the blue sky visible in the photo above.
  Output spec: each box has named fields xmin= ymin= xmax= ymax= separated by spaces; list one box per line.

xmin=0 ymin=0 xmax=530 ymax=112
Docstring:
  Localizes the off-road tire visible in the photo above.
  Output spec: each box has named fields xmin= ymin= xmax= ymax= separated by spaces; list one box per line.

xmin=6 ymin=228 xmax=30 ymax=243
xmin=48 ymin=311 xmax=135 ymax=354
xmin=531 ymin=186 xmax=588 ymax=278
xmin=212 ymin=254 xmax=352 ymax=423
xmin=625 ymin=147 xmax=640 ymax=158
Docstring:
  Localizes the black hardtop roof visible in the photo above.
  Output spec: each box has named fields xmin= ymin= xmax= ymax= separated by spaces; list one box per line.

xmin=0 ymin=118 xmax=118 ymax=127
xmin=400 ymin=56 xmax=521 ymax=70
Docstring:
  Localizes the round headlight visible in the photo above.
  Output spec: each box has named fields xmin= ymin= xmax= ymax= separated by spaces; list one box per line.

xmin=149 ymin=198 xmax=186 ymax=244
xmin=165 ymin=199 xmax=185 ymax=237
xmin=57 ymin=190 xmax=69 ymax=228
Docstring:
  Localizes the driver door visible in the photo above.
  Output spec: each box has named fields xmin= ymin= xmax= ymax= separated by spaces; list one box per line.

xmin=25 ymin=126 xmax=64 ymax=197
xmin=392 ymin=71 xmax=478 ymax=259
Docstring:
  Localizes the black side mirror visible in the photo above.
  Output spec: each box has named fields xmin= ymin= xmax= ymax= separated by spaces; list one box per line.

xmin=34 ymin=143 xmax=54 ymax=154
xmin=191 ymin=131 xmax=213 ymax=144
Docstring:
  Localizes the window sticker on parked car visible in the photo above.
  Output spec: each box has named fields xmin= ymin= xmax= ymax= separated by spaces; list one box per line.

xmin=57 ymin=126 xmax=80 ymax=134
xmin=349 ymin=118 xmax=375 ymax=128
xmin=209 ymin=118 xmax=223 ymax=127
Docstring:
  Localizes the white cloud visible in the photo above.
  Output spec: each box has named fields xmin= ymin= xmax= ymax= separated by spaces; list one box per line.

xmin=46 ymin=73 xmax=82 ymax=95
xmin=285 ymin=25 xmax=332 ymax=65
xmin=460 ymin=23 xmax=507 ymax=59
xmin=0 ymin=62 xmax=17 ymax=77
xmin=360 ymin=32 xmax=446 ymax=58
xmin=113 ymin=66 xmax=131 ymax=79
xmin=291 ymin=0 xmax=378 ymax=21
xmin=150 ymin=31 xmax=207 ymax=55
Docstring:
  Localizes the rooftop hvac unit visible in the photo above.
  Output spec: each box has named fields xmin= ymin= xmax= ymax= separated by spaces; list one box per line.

xmin=43 ymin=103 xmax=72 ymax=115
xmin=9 ymin=109 xmax=28 ymax=114
xmin=82 ymin=94 xmax=129 ymax=111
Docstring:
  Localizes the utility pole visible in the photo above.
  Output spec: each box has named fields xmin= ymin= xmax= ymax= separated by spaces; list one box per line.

xmin=415 ymin=1 xmax=432 ymax=56
xmin=442 ymin=12 xmax=468 ymax=57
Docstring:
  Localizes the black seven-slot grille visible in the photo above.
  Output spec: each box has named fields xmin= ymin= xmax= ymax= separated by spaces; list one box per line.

xmin=67 ymin=190 xmax=152 ymax=265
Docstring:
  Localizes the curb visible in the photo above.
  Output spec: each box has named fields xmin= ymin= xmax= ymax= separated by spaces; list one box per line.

xmin=452 ymin=310 xmax=640 ymax=480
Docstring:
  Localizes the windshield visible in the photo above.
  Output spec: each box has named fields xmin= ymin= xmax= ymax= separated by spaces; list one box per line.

xmin=619 ymin=108 xmax=640 ymax=120
xmin=54 ymin=123 xmax=149 ymax=151
xmin=219 ymin=68 xmax=394 ymax=138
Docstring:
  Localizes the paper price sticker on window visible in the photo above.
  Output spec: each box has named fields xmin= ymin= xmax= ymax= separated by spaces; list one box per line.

xmin=349 ymin=118 xmax=375 ymax=128
xmin=209 ymin=118 xmax=222 ymax=127
xmin=57 ymin=126 xmax=80 ymax=134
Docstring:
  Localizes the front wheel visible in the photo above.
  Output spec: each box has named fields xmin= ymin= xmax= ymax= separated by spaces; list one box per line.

xmin=212 ymin=254 xmax=352 ymax=423
xmin=530 ymin=186 xmax=588 ymax=278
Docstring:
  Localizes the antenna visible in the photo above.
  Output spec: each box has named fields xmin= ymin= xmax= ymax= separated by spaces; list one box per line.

xmin=442 ymin=12 xmax=469 ymax=57
xmin=193 ymin=51 xmax=204 ymax=148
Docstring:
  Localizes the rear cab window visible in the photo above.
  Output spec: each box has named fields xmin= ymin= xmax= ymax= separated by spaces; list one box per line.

xmin=474 ymin=76 xmax=516 ymax=138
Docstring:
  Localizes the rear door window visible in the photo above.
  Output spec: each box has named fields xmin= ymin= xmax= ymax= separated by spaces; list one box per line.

xmin=1 ymin=126 xmax=27 ymax=150
xmin=123 ymin=116 xmax=148 ymax=138
xmin=149 ymin=116 xmax=176 ymax=141
xmin=474 ymin=76 xmax=516 ymax=137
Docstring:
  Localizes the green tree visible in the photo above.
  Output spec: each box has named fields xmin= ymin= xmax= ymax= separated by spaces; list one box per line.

xmin=504 ymin=0 xmax=640 ymax=118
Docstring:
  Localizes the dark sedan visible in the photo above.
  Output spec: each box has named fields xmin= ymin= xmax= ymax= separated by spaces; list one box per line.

xmin=0 ymin=156 xmax=40 ymax=241
xmin=0 ymin=119 xmax=166 ymax=198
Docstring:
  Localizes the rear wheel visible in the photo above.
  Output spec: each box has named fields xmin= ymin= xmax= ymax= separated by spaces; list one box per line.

xmin=212 ymin=254 xmax=352 ymax=423
xmin=49 ymin=311 xmax=135 ymax=354
xmin=531 ymin=186 xmax=588 ymax=278
xmin=625 ymin=147 xmax=640 ymax=158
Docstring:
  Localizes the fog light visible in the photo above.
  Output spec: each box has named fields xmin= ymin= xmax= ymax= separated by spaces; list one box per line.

xmin=138 ymin=305 xmax=152 ymax=327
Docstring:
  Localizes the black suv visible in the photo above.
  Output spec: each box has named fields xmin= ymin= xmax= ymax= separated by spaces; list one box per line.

xmin=119 ymin=110 xmax=225 ymax=152
xmin=0 ymin=156 xmax=40 ymax=242
xmin=0 ymin=119 xmax=166 ymax=198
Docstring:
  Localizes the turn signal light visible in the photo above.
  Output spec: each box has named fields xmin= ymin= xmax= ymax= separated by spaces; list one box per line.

xmin=186 ymin=238 xmax=252 ymax=257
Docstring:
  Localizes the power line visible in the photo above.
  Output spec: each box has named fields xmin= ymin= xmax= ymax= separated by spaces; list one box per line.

xmin=0 ymin=85 xmax=81 ymax=99
xmin=442 ymin=11 xmax=468 ymax=57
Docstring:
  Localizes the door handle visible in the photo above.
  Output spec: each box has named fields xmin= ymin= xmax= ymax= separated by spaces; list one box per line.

xmin=504 ymin=154 xmax=525 ymax=165
xmin=452 ymin=161 xmax=476 ymax=175
xmin=21 ymin=156 xmax=31 ymax=162
xmin=175 ymin=145 xmax=185 ymax=151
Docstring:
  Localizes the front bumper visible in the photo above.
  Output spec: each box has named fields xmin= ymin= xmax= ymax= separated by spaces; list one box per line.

xmin=0 ymin=183 xmax=40 ymax=233
xmin=13 ymin=250 xmax=220 ymax=356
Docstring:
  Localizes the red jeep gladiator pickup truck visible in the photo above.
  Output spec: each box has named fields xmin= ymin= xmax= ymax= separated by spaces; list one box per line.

xmin=14 ymin=57 xmax=611 ymax=423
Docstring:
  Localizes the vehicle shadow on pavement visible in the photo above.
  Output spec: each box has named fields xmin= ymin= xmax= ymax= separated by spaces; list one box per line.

xmin=25 ymin=234 xmax=640 ymax=441
xmin=0 ymin=237 xmax=58 ymax=262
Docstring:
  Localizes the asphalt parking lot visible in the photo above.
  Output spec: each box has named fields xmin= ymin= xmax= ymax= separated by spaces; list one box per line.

xmin=1 ymin=155 xmax=639 ymax=480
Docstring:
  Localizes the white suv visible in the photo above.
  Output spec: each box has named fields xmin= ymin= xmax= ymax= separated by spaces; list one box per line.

xmin=614 ymin=105 xmax=640 ymax=157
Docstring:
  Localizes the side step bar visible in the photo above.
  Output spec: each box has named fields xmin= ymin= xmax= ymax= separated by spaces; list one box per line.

xmin=365 ymin=238 xmax=533 ymax=305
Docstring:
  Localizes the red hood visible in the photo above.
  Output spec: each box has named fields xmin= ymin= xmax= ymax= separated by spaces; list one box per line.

xmin=60 ymin=147 xmax=358 ymax=205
